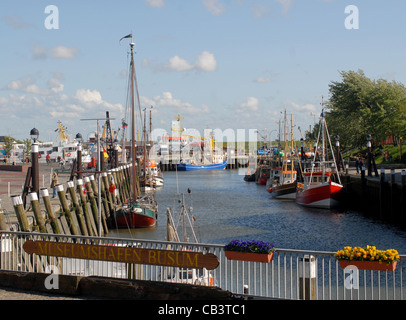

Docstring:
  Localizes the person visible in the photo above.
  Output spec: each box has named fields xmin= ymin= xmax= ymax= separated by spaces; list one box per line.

xmin=51 ymin=172 xmax=59 ymax=198
xmin=46 ymin=154 xmax=51 ymax=165
xmin=355 ymin=157 xmax=360 ymax=174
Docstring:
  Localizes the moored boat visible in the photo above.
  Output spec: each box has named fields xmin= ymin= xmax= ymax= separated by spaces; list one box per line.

xmin=295 ymin=103 xmax=343 ymax=209
xmin=114 ymin=198 xmax=157 ymax=228
xmin=296 ymin=172 xmax=342 ymax=208
xmin=267 ymin=111 xmax=297 ymax=199
xmin=113 ymin=35 xmax=157 ymax=228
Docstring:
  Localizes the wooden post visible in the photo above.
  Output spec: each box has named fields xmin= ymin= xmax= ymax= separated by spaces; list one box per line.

xmin=77 ymin=179 xmax=96 ymax=236
xmin=83 ymin=177 xmax=100 ymax=236
xmin=102 ymin=172 xmax=113 ymax=217
xmin=55 ymin=184 xmax=80 ymax=236
xmin=11 ymin=195 xmax=30 ymax=232
xmin=40 ymin=188 xmax=61 ymax=234
xmin=28 ymin=192 xmax=46 ymax=233
xmin=67 ymin=181 xmax=88 ymax=236
xmin=90 ymin=175 xmax=98 ymax=198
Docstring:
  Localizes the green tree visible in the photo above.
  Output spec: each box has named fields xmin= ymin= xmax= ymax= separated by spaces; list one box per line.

xmin=326 ymin=70 xmax=406 ymax=149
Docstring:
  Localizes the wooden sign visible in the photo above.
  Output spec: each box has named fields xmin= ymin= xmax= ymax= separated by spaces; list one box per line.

xmin=23 ymin=240 xmax=219 ymax=270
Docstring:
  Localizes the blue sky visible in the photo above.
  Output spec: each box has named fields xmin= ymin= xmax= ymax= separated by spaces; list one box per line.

xmin=1 ymin=0 xmax=405 ymax=143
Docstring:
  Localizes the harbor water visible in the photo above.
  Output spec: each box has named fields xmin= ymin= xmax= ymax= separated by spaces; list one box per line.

xmin=109 ymin=170 xmax=406 ymax=255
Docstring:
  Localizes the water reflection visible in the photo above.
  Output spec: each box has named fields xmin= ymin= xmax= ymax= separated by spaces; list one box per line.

xmin=109 ymin=170 xmax=406 ymax=254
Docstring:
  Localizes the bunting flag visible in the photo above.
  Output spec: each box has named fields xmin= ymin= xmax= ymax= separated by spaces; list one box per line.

xmin=119 ymin=33 xmax=132 ymax=44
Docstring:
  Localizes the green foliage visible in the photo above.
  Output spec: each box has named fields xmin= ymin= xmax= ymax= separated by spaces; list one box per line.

xmin=325 ymin=70 xmax=406 ymax=150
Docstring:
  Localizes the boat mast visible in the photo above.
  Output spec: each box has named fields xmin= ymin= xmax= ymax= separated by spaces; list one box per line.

xmin=130 ymin=41 xmax=138 ymax=200
xmin=321 ymin=96 xmax=326 ymax=178
xmin=283 ymin=110 xmax=287 ymax=172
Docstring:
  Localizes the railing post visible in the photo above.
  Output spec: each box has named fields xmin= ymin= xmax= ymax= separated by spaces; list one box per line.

xmin=299 ymin=255 xmax=316 ymax=300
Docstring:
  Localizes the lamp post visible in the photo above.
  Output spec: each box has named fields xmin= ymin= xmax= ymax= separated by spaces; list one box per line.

xmin=366 ymin=134 xmax=372 ymax=176
xmin=335 ymin=135 xmax=340 ymax=172
xmin=30 ymin=128 xmax=39 ymax=195
xmin=76 ymin=133 xmax=83 ymax=179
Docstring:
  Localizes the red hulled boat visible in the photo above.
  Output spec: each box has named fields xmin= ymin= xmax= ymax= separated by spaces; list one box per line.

xmin=295 ymin=103 xmax=343 ymax=209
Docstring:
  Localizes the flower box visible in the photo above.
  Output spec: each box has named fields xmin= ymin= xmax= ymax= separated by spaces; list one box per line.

xmin=334 ymin=246 xmax=399 ymax=272
xmin=224 ymin=240 xmax=275 ymax=263
xmin=225 ymin=250 xmax=274 ymax=263
xmin=338 ymin=260 xmax=397 ymax=272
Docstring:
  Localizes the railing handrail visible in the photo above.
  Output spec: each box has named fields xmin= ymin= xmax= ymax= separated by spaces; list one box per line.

xmin=2 ymin=230 xmax=405 ymax=258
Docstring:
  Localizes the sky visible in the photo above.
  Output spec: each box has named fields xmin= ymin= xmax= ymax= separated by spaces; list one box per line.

xmin=1 ymin=0 xmax=406 ymax=144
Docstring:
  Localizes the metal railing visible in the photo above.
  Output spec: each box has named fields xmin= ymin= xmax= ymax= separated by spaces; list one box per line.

xmin=0 ymin=231 xmax=404 ymax=300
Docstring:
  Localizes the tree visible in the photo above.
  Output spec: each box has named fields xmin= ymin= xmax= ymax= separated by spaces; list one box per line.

xmin=326 ymin=70 xmax=406 ymax=149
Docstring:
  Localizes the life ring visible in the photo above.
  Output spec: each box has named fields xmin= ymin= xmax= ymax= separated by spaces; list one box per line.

xmin=67 ymin=152 xmax=71 ymax=157
xmin=38 ymin=154 xmax=42 ymax=158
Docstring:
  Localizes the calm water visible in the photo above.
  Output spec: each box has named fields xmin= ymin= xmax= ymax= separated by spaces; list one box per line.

xmin=109 ymin=170 xmax=406 ymax=254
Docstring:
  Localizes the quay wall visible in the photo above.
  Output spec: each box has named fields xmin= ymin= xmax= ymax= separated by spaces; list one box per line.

xmin=0 ymin=270 xmax=236 ymax=300
xmin=341 ymin=170 xmax=406 ymax=229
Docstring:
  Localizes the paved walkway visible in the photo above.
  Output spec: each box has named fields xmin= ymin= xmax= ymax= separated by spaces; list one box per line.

xmin=0 ymin=286 xmax=87 ymax=300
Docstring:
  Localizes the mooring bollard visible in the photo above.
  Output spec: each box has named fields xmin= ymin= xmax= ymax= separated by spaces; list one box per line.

xmin=11 ymin=195 xmax=30 ymax=232
xmin=55 ymin=183 xmax=80 ymax=235
xmin=67 ymin=181 xmax=88 ymax=236
xmin=299 ymin=255 xmax=316 ymax=300
xmin=28 ymin=191 xmax=46 ymax=233
xmin=40 ymin=188 xmax=61 ymax=234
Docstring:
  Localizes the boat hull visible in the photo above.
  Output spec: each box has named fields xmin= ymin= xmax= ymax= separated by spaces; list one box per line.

xmin=268 ymin=182 xmax=297 ymax=199
xmin=114 ymin=207 xmax=157 ymax=228
xmin=296 ymin=181 xmax=342 ymax=208
xmin=177 ymin=160 xmax=227 ymax=171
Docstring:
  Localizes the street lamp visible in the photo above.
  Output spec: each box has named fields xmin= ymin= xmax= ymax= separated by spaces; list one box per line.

xmin=30 ymin=128 xmax=39 ymax=197
xmin=30 ymin=128 xmax=39 ymax=143
xmin=76 ymin=133 xmax=83 ymax=179
xmin=366 ymin=134 xmax=372 ymax=176
xmin=335 ymin=135 xmax=340 ymax=171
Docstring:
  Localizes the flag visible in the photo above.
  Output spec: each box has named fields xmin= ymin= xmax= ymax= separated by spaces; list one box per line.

xmin=103 ymin=147 xmax=109 ymax=159
xmin=119 ymin=33 xmax=132 ymax=44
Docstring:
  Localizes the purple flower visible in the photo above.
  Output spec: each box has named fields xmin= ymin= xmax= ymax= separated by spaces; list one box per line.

xmin=224 ymin=240 xmax=275 ymax=254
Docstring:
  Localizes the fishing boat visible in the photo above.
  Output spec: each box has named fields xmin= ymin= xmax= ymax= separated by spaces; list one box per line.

xmin=174 ymin=116 xmax=227 ymax=171
xmin=112 ymin=35 xmax=157 ymax=228
xmin=296 ymin=104 xmax=343 ymax=208
xmin=267 ymin=111 xmax=297 ymax=199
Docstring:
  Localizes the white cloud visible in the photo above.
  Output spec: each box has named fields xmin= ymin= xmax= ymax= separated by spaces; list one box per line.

xmin=161 ymin=51 xmax=217 ymax=72
xmin=196 ymin=51 xmax=217 ymax=72
xmin=140 ymin=91 xmax=210 ymax=116
xmin=145 ymin=0 xmax=165 ymax=7
xmin=2 ymin=16 xmax=33 ymax=29
xmin=168 ymin=56 xmax=194 ymax=71
xmin=241 ymin=97 xmax=259 ymax=111
xmin=0 ymin=75 xmax=123 ymax=125
xmin=288 ymin=101 xmax=317 ymax=113
xmin=51 ymin=46 xmax=79 ymax=59
xmin=31 ymin=45 xmax=79 ymax=60
xmin=203 ymin=0 xmax=226 ymax=15
xmin=254 ymin=76 xmax=271 ymax=83
xmin=275 ymin=0 xmax=292 ymax=14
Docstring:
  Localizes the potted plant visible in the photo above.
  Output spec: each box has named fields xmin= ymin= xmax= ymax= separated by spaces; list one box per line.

xmin=334 ymin=245 xmax=400 ymax=271
xmin=224 ymin=240 xmax=275 ymax=263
